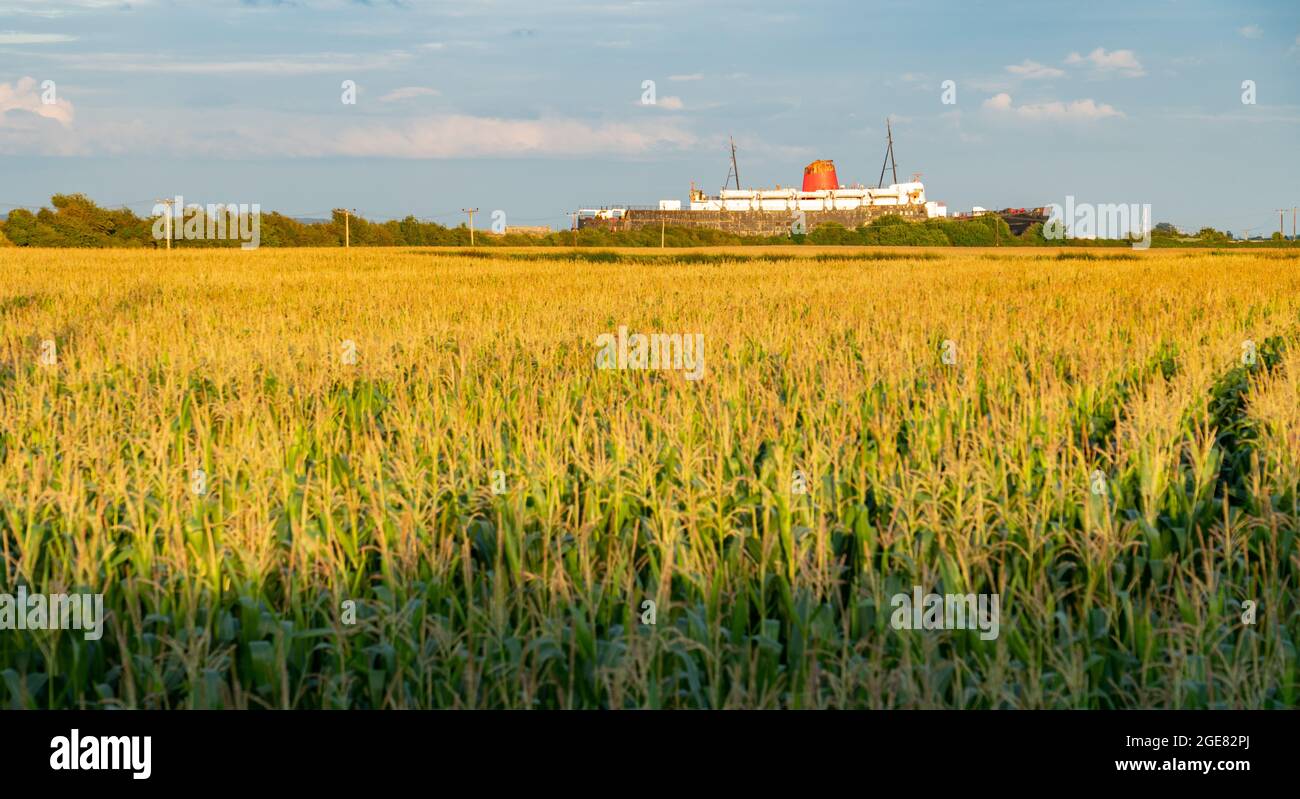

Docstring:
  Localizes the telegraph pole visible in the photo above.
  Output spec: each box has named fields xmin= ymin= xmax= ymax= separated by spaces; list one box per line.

xmin=156 ymin=197 xmax=173 ymax=250
xmin=462 ymin=207 xmax=479 ymax=246
xmin=1292 ymin=206 xmax=1296 ymax=241
xmin=661 ymin=218 xmax=666 ymax=248
xmin=570 ymin=211 xmax=578 ymax=247
xmin=344 ymin=209 xmax=350 ymax=248
xmin=1278 ymin=209 xmax=1287 ymax=238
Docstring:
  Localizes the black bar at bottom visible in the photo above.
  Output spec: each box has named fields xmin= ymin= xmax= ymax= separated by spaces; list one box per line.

xmin=0 ymin=710 xmax=1279 ymax=786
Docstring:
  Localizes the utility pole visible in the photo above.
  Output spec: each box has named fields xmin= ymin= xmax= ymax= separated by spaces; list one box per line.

xmin=661 ymin=218 xmax=665 ymax=248
xmin=156 ymin=197 xmax=173 ymax=250
xmin=570 ymin=211 xmax=578 ymax=247
xmin=1278 ymin=209 xmax=1287 ymax=238
xmin=344 ymin=209 xmax=350 ymax=248
xmin=1292 ymin=206 xmax=1297 ymax=241
xmin=462 ymin=207 xmax=479 ymax=246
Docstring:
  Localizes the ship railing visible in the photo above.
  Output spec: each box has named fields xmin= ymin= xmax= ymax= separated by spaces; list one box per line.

xmin=580 ymin=204 xmax=662 ymax=212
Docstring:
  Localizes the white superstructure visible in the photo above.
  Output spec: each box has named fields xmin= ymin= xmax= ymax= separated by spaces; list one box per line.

xmin=682 ymin=182 xmax=946 ymax=217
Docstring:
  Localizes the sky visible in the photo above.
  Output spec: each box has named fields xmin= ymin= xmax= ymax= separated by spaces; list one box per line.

xmin=0 ymin=0 xmax=1297 ymax=234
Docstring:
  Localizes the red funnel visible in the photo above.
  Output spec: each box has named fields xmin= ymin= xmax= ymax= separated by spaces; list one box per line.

xmin=802 ymin=159 xmax=839 ymax=192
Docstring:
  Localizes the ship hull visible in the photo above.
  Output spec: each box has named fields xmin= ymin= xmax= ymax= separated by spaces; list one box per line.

xmin=578 ymin=205 xmax=927 ymax=236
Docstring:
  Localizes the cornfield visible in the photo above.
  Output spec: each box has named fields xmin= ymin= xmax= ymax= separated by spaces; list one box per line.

xmin=1 ymin=247 xmax=1297 ymax=708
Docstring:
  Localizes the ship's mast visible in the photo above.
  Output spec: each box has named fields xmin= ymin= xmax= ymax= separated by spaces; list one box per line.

xmin=878 ymin=119 xmax=899 ymax=188
xmin=722 ymin=135 xmax=741 ymax=192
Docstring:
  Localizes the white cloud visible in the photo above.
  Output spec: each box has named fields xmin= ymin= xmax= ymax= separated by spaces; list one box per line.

xmin=1237 ymin=25 xmax=1263 ymax=39
xmin=0 ymin=76 xmax=79 ymax=155
xmin=669 ymin=73 xmax=703 ymax=81
xmin=0 ymin=76 xmax=74 ymax=127
xmin=656 ymin=95 xmax=684 ymax=110
xmin=0 ymin=105 xmax=700 ymax=159
xmin=332 ymin=115 xmax=697 ymax=158
xmin=983 ymin=92 xmax=1013 ymax=111
xmin=4 ymin=0 xmax=146 ymax=16
xmin=1064 ymin=47 xmax=1145 ymax=77
xmin=983 ymin=92 xmax=1123 ymax=120
xmin=1006 ymin=59 xmax=1064 ymax=79
xmin=30 ymin=0 xmax=138 ymax=6
xmin=378 ymin=86 xmax=440 ymax=103
xmin=48 ymin=51 xmax=412 ymax=75
xmin=0 ymin=31 xmax=78 ymax=44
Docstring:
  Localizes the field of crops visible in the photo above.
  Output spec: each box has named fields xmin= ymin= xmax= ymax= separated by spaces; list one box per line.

xmin=1 ymin=247 xmax=1298 ymax=709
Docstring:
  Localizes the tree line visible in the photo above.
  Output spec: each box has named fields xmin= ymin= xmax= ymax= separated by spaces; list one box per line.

xmin=0 ymin=193 xmax=1285 ymax=249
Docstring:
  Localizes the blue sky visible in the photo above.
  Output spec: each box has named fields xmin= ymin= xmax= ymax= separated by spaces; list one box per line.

xmin=1 ymin=0 xmax=1297 ymax=234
